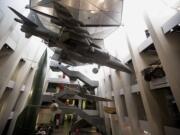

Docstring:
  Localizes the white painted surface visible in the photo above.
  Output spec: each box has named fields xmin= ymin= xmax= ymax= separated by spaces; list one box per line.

xmin=7 ymin=80 xmax=15 ymax=89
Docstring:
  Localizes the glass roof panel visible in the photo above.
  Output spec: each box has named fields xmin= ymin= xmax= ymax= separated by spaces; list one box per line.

xmin=30 ymin=0 xmax=123 ymax=38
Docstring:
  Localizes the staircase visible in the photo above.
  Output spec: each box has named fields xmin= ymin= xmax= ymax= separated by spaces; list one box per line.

xmin=50 ymin=61 xmax=99 ymax=88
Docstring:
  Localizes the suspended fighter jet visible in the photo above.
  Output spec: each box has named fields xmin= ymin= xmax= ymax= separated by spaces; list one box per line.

xmin=9 ymin=0 xmax=132 ymax=73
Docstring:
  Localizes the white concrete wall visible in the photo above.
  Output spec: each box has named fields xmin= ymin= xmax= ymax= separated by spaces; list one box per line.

xmin=0 ymin=1 xmax=50 ymax=134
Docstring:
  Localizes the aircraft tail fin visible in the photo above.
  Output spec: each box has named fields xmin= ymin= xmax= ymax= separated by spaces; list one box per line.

xmin=9 ymin=7 xmax=38 ymax=27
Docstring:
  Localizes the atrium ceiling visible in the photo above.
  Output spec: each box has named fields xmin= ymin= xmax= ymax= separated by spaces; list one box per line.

xmin=30 ymin=0 xmax=123 ymax=39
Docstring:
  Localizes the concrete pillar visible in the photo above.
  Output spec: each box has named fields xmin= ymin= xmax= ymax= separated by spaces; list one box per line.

xmin=7 ymin=68 xmax=36 ymax=135
xmin=0 ymin=60 xmax=32 ymax=134
xmin=0 ymin=0 xmax=31 ymax=99
xmin=78 ymin=99 xmax=82 ymax=109
xmin=110 ymin=70 xmax=125 ymax=135
xmin=104 ymin=114 xmax=111 ymax=135
xmin=109 ymin=116 xmax=118 ymax=135
xmin=99 ymin=67 xmax=113 ymax=135
xmin=126 ymin=32 xmax=165 ymax=135
xmin=113 ymin=93 xmax=125 ymax=135
xmin=120 ymin=72 xmax=141 ymax=135
xmin=0 ymin=37 xmax=29 ymax=98
xmin=143 ymin=0 xmax=180 ymax=110
xmin=97 ymin=84 xmax=105 ymax=118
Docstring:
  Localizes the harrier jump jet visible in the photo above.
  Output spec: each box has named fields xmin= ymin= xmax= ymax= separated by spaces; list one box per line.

xmin=9 ymin=0 xmax=131 ymax=73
